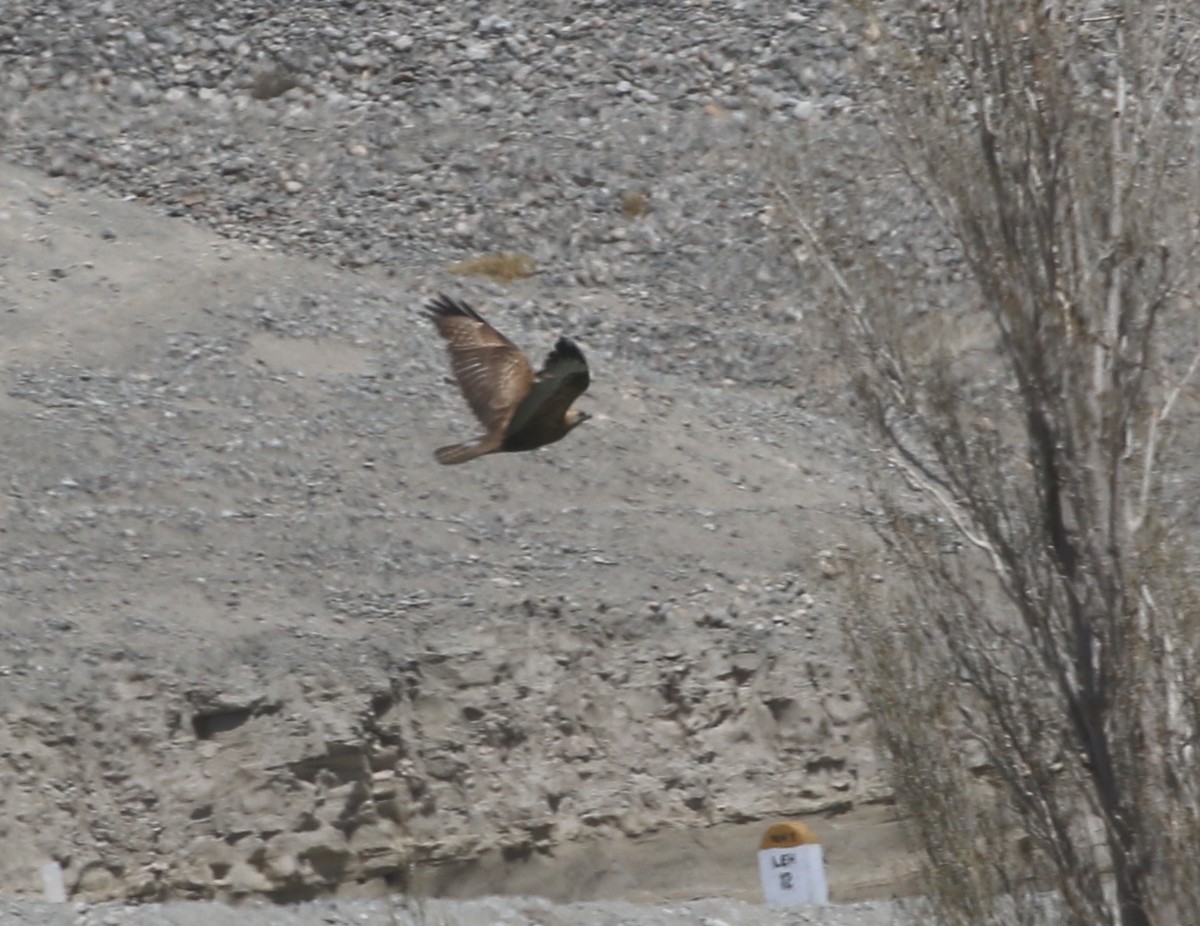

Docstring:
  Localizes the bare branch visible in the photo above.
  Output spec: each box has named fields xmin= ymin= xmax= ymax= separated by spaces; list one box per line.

xmin=783 ymin=3 xmax=1200 ymax=923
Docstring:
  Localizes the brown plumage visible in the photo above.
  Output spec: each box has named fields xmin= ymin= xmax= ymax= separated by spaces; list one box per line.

xmin=424 ymin=295 xmax=591 ymax=464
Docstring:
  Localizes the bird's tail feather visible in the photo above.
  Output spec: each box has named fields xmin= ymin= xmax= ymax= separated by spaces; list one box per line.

xmin=435 ymin=441 xmax=490 ymax=465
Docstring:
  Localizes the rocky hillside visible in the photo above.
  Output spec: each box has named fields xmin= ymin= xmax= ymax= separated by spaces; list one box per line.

xmin=0 ymin=0 xmax=911 ymax=908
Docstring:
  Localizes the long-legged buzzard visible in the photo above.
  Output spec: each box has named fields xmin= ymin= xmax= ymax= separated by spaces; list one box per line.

xmin=425 ymin=295 xmax=591 ymax=464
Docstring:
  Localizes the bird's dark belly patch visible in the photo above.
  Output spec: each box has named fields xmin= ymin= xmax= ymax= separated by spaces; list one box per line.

xmin=501 ymin=424 xmax=567 ymax=452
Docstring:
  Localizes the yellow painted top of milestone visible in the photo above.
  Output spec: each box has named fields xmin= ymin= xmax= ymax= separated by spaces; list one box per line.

xmin=759 ymin=821 xmax=819 ymax=849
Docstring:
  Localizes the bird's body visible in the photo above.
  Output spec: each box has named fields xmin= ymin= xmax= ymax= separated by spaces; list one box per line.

xmin=424 ymin=295 xmax=591 ymax=464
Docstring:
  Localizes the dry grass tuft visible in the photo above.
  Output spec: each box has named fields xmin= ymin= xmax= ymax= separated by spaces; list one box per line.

xmin=448 ymin=252 xmax=536 ymax=283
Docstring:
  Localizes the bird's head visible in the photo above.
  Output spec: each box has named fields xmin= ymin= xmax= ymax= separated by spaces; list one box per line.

xmin=565 ymin=409 xmax=591 ymax=430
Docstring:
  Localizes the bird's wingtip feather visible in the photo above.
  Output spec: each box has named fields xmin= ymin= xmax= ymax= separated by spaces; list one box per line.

xmin=424 ymin=294 xmax=483 ymax=322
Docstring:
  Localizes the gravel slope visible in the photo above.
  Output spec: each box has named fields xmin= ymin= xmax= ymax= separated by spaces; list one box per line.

xmin=1 ymin=2 xmax=914 ymax=923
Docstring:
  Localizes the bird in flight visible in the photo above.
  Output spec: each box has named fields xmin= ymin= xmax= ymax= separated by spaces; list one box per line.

xmin=424 ymin=294 xmax=591 ymax=464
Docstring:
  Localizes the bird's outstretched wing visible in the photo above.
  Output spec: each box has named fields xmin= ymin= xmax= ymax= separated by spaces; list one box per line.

xmin=424 ymin=295 xmax=534 ymax=435
xmin=504 ymin=337 xmax=590 ymax=438
xmin=537 ymin=337 xmax=590 ymax=398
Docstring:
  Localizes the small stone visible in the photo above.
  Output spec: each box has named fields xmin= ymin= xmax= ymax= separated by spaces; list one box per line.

xmin=477 ymin=15 xmax=513 ymax=35
xmin=464 ymin=41 xmax=493 ymax=61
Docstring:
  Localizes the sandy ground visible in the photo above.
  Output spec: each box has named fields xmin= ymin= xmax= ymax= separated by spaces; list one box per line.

xmin=0 ymin=159 xmax=902 ymax=916
xmin=0 ymin=154 xmax=911 ymax=922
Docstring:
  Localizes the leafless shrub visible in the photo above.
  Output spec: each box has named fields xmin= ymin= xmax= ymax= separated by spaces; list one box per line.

xmin=776 ymin=2 xmax=1200 ymax=924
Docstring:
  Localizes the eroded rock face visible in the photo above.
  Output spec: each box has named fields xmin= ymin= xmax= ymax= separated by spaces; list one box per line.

xmin=0 ymin=159 xmax=886 ymax=900
xmin=0 ymin=586 xmax=876 ymax=902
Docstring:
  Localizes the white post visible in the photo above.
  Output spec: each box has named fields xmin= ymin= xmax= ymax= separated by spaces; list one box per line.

xmin=40 ymin=861 xmax=67 ymax=903
xmin=758 ymin=822 xmax=827 ymax=907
